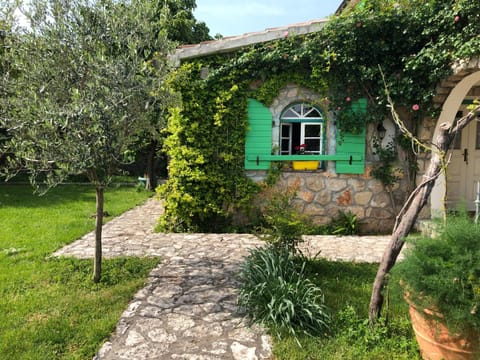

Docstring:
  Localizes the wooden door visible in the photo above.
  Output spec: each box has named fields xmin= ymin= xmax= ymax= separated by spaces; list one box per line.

xmin=446 ymin=108 xmax=480 ymax=211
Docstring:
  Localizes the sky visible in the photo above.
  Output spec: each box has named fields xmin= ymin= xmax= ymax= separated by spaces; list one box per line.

xmin=194 ymin=0 xmax=344 ymax=38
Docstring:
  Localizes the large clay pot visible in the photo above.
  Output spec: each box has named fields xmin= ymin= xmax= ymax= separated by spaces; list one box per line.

xmin=407 ymin=298 xmax=480 ymax=360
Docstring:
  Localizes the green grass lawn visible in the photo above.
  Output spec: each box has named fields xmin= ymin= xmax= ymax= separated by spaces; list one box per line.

xmin=272 ymin=259 xmax=421 ymax=359
xmin=0 ymin=184 xmax=158 ymax=360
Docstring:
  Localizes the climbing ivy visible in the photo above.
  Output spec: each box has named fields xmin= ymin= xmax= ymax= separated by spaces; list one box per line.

xmin=158 ymin=0 xmax=480 ymax=232
xmin=157 ymin=63 xmax=259 ymax=232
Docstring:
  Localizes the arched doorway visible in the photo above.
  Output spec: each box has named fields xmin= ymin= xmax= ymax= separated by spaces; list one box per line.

xmin=430 ymin=70 xmax=480 ymax=216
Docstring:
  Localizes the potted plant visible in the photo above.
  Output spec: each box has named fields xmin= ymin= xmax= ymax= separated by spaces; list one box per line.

xmin=292 ymin=143 xmax=319 ymax=170
xmin=393 ymin=214 xmax=480 ymax=360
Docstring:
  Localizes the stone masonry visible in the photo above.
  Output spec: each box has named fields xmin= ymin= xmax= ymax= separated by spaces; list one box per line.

xmin=280 ymin=169 xmax=405 ymax=233
xmin=248 ymin=167 xmax=407 ymax=234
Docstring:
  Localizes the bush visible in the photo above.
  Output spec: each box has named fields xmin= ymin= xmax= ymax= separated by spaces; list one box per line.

xmin=238 ymin=246 xmax=331 ymax=343
xmin=393 ymin=214 xmax=480 ymax=333
xmin=257 ymin=180 xmax=312 ymax=253
xmin=331 ymin=211 xmax=359 ymax=236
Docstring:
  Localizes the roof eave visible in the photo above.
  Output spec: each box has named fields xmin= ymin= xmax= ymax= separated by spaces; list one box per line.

xmin=171 ymin=19 xmax=328 ymax=65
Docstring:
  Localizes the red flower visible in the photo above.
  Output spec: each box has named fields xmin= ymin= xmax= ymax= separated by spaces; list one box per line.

xmin=412 ymin=104 xmax=420 ymax=111
xmin=295 ymin=144 xmax=307 ymax=154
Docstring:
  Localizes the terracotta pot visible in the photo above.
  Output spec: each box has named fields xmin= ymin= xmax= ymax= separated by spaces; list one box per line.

xmin=292 ymin=160 xmax=319 ymax=171
xmin=406 ymin=296 xmax=480 ymax=360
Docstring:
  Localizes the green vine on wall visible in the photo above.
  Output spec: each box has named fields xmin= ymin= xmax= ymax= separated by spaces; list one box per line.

xmin=371 ymin=138 xmax=400 ymax=189
xmin=158 ymin=0 xmax=480 ymax=232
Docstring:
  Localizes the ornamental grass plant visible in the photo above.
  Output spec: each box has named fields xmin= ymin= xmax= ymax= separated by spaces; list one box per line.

xmin=238 ymin=246 xmax=331 ymax=343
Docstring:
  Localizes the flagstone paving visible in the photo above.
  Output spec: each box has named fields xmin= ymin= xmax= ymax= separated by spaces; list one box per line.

xmin=53 ymin=197 xmax=393 ymax=360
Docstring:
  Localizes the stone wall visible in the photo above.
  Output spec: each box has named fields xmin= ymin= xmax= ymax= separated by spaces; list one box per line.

xmin=245 ymin=83 xmax=419 ymax=233
xmin=248 ymin=164 xmax=409 ymax=234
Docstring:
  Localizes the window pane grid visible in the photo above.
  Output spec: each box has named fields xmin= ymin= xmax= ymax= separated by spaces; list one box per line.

xmin=280 ymin=103 xmax=325 ymax=158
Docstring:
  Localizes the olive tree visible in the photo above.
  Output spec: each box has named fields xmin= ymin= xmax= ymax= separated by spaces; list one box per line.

xmin=3 ymin=0 xmax=175 ymax=282
xmin=0 ymin=3 xmax=16 ymax=163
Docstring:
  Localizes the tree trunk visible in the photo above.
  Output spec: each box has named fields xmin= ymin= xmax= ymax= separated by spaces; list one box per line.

xmin=145 ymin=140 xmax=157 ymax=191
xmin=369 ymin=106 xmax=480 ymax=325
xmin=93 ymin=186 xmax=104 ymax=283
xmin=368 ymin=147 xmax=443 ymax=323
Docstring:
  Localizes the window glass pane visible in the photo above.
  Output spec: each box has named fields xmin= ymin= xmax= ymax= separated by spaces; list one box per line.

xmin=305 ymin=108 xmax=322 ymax=118
xmin=281 ymin=125 xmax=290 ymax=137
xmin=305 ymin=139 xmax=321 ymax=152
xmin=292 ymin=104 xmax=302 ymax=114
xmin=302 ymin=105 xmax=312 ymax=114
xmin=304 ymin=124 xmax=321 ymax=137
xmin=282 ymin=108 xmax=298 ymax=118
xmin=281 ymin=139 xmax=290 ymax=153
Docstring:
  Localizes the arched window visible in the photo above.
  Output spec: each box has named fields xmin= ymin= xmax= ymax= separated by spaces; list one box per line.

xmin=279 ymin=103 xmax=324 ymax=155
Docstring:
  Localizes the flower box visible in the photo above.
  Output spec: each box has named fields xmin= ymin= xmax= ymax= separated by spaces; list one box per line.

xmin=292 ymin=160 xmax=320 ymax=171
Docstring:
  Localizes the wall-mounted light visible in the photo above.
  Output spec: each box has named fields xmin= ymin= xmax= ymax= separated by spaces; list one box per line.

xmin=376 ymin=122 xmax=386 ymax=140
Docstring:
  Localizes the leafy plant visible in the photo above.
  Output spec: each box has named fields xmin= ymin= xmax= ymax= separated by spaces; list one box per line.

xmin=263 ymin=161 xmax=284 ymax=187
xmin=257 ymin=180 xmax=311 ymax=253
xmin=393 ymin=214 xmax=480 ymax=333
xmin=371 ymin=138 xmax=400 ymax=188
xmin=238 ymin=246 xmax=331 ymax=343
xmin=331 ymin=211 xmax=359 ymax=236
xmin=272 ymin=258 xmax=420 ymax=359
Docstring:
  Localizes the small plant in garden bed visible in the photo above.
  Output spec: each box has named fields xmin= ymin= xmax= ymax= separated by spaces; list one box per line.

xmin=256 ymin=180 xmax=312 ymax=253
xmin=331 ymin=210 xmax=359 ymax=236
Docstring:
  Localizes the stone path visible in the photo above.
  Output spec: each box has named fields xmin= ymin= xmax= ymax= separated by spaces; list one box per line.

xmin=53 ymin=197 xmax=393 ymax=360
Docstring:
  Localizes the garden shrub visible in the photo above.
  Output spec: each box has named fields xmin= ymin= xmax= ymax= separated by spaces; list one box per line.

xmin=393 ymin=213 xmax=480 ymax=333
xmin=238 ymin=246 xmax=331 ymax=343
xmin=331 ymin=211 xmax=359 ymax=236
xmin=256 ymin=180 xmax=313 ymax=253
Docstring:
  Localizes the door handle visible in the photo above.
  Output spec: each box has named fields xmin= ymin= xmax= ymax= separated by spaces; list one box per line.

xmin=463 ymin=148 xmax=468 ymax=164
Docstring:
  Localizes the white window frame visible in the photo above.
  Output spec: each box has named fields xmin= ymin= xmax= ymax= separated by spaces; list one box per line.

xmin=280 ymin=123 xmax=293 ymax=155
xmin=300 ymin=122 xmax=323 ymax=155
xmin=279 ymin=103 xmax=324 ymax=155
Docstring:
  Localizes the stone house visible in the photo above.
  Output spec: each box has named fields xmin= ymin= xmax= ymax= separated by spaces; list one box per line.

xmin=171 ymin=3 xmax=480 ymax=233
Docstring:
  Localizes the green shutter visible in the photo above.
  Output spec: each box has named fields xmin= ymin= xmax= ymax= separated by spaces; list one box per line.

xmin=336 ymin=98 xmax=367 ymax=174
xmin=245 ymin=98 xmax=272 ymax=170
